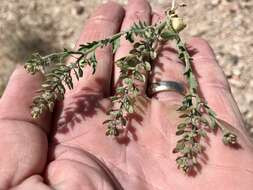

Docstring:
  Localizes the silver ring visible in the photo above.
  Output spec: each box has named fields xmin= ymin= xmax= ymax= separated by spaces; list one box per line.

xmin=148 ymin=81 xmax=186 ymax=96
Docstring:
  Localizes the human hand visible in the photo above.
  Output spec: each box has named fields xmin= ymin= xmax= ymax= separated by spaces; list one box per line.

xmin=1 ymin=0 xmax=253 ymax=189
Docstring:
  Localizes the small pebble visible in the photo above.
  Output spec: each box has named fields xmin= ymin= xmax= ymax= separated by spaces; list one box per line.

xmin=232 ymin=67 xmax=241 ymax=77
xmin=211 ymin=0 xmax=221 ymax=6
xmin=225 ymin=53 xmax=239 ymax=65
xmin=62 ymin=28 xmax=74 ymax=38
xmin=249 ymin=80 xmax=253 ymax=87
xmin=76 ymin=5 xmax=84 ymax=15
xmin=249 ymin=128 xmax=253 ymax=136
xmin=229 ymin=78 xmax=245 ymax=88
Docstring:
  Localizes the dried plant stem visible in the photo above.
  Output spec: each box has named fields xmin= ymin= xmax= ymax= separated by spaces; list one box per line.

xmin=171 ymin=0 xmax=176 ymax=10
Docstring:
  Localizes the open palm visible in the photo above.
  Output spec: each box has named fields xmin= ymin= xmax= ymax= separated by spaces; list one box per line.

xmin=1 ymin=1 xmax=253 ymax=190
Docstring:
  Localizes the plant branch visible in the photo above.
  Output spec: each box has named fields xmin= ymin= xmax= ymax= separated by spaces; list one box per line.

xmin=24 ymin=5 xmax=238 ymax=174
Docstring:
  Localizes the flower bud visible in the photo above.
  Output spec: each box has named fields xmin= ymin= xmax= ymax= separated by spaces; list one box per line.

xmin=222 ymin=131 xmax=237 ymax=145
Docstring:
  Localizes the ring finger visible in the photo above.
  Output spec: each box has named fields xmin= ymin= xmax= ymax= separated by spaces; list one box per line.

xmin=149 ymin=10 xmax=187 ymax=103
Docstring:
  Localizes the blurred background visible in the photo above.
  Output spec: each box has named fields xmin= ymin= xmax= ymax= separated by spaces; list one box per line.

xmin=0 ymin=0 xmax=252 ymax=136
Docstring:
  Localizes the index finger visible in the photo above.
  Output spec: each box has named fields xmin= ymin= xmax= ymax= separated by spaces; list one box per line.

xmin=0 ymin=65 xmax=51 ymax=133
xmin=0 ymin=66 xmax=51 ymax=187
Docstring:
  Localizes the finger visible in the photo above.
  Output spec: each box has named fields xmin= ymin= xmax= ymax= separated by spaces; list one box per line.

xmin=0 ymin=66 xmax=49 ymax=187
xmin=114 ymin=0 xmax=152 ymax=94
xmin=188 ymin=38 xmax=245 ymax=132
xmin=0 ymin=65 xmax=51 ymax=133
xmin=70 ymin=2 xmax=125 ymax=97
xmin=149 ymin=10 xmax=187 ymax=103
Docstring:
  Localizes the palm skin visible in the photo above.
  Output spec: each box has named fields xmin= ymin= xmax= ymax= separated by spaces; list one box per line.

xmin=0 ymin=1 xmax=253 ymax=190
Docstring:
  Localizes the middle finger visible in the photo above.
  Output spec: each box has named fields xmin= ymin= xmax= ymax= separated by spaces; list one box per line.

xmin=114 ymin=0 xmax=152 ymax=94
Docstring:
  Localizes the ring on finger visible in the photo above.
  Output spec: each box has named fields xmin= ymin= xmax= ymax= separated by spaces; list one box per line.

xmin=148 ymin=81 xmax=186 ymax=96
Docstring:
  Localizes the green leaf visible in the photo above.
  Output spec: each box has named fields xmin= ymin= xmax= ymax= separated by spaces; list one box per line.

xmin=123 ymin=78 xmax=133 ymax=85
xmin=112 ymin=37 xmax=120 ymax=54
xmin=73 ymin=68 xmax=79 ymax=80
xmin=65 ymin=78 xmax=74 ymax=90
xmin=125 ymin=31 xmax=134 ymax=43
xmin=110 ymin=96 xmax=119 ymax=102
xmin=177 ymin=105 xmax=188 ymax=111
xmin=45 ymin=73 xmax=61 ymax=80
xmin=110 ymin=110 xmax=122 ymax=117
xmin=120 ymin=117 xmax=127 ymax=126
xmin=89 ymin=52 xmax=97 ymax=74
xmin=133 ymin=21 xmax=147 ymax=31
xmin=192 ymin=143 xmax=203 ymax=154
xmin=123 ymin=101 xmax=134 ymax=113
xmin=106 ymin=127 xmax=119 ymax=136
xmin=133 ymin=71 xmax=145 ymax=82
xmin=123 ymin=97 xmax=134 ymax=113
xmin=189 ymin=72 xmax=198 ymax=91
xmin=176 ymin=157 xmax=191 ymax=173
xmin=127 ymin=104 xmax=134 ymax=113
xmin=180 ymin=146 xmax=191 ymax=154
xmin=150 ymin=51 xmax=157 ymax=60
xmin=78 ymin=41 xmax=99 ymax=52
xmin=197 ymin=129 xmax=207 ymax=137
xmin=143 ymin=61 xmax=151 ymax=71
xmin=176 ymin=130 xmax=185 ymax=135
xmin=116 ymin=86 xmax=126 ymax=94
xmin=79 ymin=59 xmax=87 ymax=68
xmin=207 ymin=107 xmax=216 ymax=117
xmin=179 ymin=114 xmax=189 ymax=118
xmin=160 ymin=30 xmax=176 ymax=40
xmin=100 ymin=39 xmax=110 ymax=47
xmin=208 ymin=116 xmax=217 ymax=130
xmin=199 ymin=117 xmax=208 ymax=125
xmin=177 ymin=123 xmax=187 ymax=130
xmin=25 ymin=53 xmax=44 ymax=74
xmin=78 ymin=67 xmax=83 ymax=77
xmin=103 ymin=120 xmax=112 ymax=124
xmin=173 ymin=141 xmax=185 ymax=153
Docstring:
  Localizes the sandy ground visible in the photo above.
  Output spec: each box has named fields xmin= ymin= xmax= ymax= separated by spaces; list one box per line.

xmin=0 ymin=0 xmax=253 ymax=137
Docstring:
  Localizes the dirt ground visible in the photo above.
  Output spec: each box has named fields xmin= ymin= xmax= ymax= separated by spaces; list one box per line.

xmin=0 ymin=0 xmax=253 ymax=137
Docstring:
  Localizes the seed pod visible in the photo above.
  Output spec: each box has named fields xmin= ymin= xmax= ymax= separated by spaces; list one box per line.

xmin=171 ymin=17 xmax=186 ymax=32
xmin=160 ymin=17 xmax=187 ymax=40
